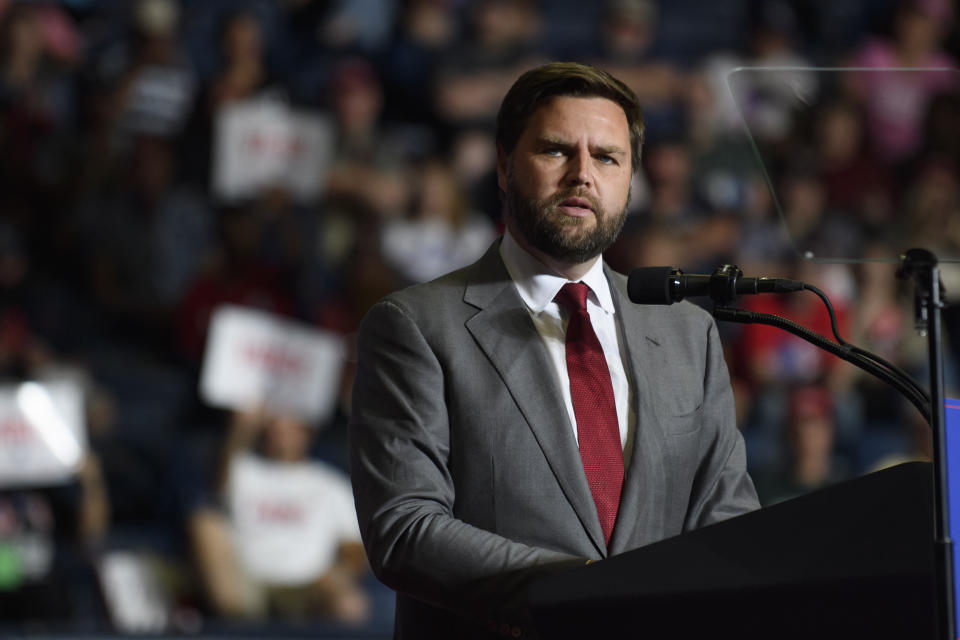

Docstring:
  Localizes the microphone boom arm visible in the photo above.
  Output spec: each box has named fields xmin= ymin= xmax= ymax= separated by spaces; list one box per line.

xmin=712 ymin=305 xmax=932 ymax=424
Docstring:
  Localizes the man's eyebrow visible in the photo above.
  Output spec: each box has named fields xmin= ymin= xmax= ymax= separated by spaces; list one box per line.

xmin=592 ymin=144 xmax=627 ymax=156
xmin=537 ymin=135 xmax=572 ymax=148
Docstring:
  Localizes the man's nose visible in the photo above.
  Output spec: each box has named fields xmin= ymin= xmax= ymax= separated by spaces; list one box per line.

xmin=564 ymin=147 xmax=593 ymax=187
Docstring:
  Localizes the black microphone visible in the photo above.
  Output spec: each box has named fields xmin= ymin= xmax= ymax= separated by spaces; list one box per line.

xmin=627 ymin=265 xmax=804 ymax=305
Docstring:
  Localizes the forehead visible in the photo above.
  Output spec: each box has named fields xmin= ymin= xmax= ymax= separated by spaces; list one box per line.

xmin=520 ymin=96 xmax=630 ymax=146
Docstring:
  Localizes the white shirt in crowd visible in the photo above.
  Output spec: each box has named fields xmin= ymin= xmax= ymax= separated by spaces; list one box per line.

xmin=227 ymin=452 xmax=361 ymax=586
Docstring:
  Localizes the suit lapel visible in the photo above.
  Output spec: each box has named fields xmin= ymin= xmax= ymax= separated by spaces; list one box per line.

xmin=605 ymin=269 xmax=669 ymax=554
xmin=463 ymin=244 xmax=606 ymax=554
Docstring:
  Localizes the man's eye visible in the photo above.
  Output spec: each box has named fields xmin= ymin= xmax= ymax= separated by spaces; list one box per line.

xmin=544 ymin=148 xmax=563 ymax=157
xmin=596 ymin=155 xmax=616 ymax=165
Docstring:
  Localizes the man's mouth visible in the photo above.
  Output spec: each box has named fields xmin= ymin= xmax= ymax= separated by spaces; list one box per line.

xmin=558 ymin=197 xmax=594 ymax=217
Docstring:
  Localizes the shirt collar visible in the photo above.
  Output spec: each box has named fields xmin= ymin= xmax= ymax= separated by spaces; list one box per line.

xmin=500 ymin=230 xmax=616 ymax=315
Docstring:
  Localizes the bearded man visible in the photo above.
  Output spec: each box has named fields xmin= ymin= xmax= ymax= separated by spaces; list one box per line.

xmin=349 ymin=62 xmax=759 ymax=640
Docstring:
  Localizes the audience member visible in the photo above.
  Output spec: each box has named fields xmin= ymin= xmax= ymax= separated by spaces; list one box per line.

xmin=814 ymin=99 xmax=896 ymax=229
xmin=176 ymin=204 xmax=295 ymax=365
xmin=0 ymin=449 xmax=110 ymax=626
xmin=99 ymin=0 xmax=195 ymax=152
xmin=846 ymin=0 xmax=958 ymax=164
xmin=378 ymin=0 xmax=459 ymax=125
xmin=0 ymin=1 xmax=79 ymax=212
xmin=323 ymin=57 xmax=413 ymax=218
xmin=379 ymin=155 xmax=496 ymax=284
xmin=433 ymin=0 xmax=545 ymax=128
xmin=754 ymin=385 xmax=850 ymax=505
xmin=586 ymin=0 xmax=683 ymax=137
xmin=66 ymin=134 xmax=213 ymax=356
xmin=188 ymin=409 xmax=369 ymax=625
xmin=179 ymin=7 xmax=278 ymax=189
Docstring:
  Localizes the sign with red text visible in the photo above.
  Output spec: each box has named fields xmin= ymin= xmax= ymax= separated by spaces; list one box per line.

xmin=199 ymin=305 xmax=346 ymax=424
xmin=212 ymin=95 xmax=334 ymax=203
xmin=0 ymin=381 xmax=86 ymax=488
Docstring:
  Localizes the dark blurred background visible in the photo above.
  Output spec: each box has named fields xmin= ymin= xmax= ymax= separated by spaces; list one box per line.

xmin=0 ymin=0 xmax=958 ymax=636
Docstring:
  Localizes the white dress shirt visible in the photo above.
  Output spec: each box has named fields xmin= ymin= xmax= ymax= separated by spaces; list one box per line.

xmin=500 ymin=231 xmax=635 ymax=465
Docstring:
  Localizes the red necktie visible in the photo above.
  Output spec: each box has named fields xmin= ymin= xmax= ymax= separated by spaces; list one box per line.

xmin=554 ymin=282 xmax=624 ymax=547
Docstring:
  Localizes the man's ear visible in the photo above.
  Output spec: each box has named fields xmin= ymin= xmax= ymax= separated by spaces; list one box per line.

xmin=496 ymin=145 xmax=508 ymax=194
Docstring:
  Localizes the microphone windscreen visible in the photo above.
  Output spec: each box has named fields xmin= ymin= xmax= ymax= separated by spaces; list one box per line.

xmin=627 ymin=266 xmax=676 ymax=304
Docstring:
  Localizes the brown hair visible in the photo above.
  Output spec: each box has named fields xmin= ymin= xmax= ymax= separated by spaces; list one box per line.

xmin=495 ymin=62 xmax=645 ymax=172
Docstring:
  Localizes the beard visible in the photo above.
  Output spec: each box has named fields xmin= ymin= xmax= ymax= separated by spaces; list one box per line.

xmin=505 ymin=171 xmax=629 ymax=265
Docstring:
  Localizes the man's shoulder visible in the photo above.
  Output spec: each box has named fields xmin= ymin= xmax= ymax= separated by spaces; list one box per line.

xmin=389 ymin=263 xmax=475 ymax=304
xmin=381 ymin=241 xmax=503 ymax=309
xmin=378 ymin=260 xmax=476 ymax=318
xmin=363 ymin=240 xmax=506 ymax=332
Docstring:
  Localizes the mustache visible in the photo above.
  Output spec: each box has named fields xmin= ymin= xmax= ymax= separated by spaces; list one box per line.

xmin=543 ymin=188 xmax=603 ymax=214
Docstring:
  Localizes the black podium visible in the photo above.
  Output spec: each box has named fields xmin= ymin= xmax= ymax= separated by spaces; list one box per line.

xmin=528 ymin=462 xmax=938 ymax=639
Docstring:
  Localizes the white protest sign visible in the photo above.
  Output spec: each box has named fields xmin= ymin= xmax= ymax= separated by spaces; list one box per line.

xmin=0 ymin=380 xmax=86 ymax=488
xmin=212 ymin=95 xmax=334 ymax=203
xmin=199 ymin=305 xmax=346 ymax=424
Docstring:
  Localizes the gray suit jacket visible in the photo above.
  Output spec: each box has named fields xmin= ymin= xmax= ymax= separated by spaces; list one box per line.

xmin=349 ymin=240 xmax=759 ymax=639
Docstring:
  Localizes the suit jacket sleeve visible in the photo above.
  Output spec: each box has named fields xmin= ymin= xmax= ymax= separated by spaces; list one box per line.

xmin=349 ymin=298 xmax=586 ymax=622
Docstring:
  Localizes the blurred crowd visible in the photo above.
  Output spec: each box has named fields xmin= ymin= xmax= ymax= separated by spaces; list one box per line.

xmin=0 ymin=0 xmax=958 ymax=635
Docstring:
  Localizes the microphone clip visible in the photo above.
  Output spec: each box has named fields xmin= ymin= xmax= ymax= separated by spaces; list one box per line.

xmin=666 ymin=264 xmax=744 ymax=305
xmin=703 ymin=264 xmax=744 ymax=306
